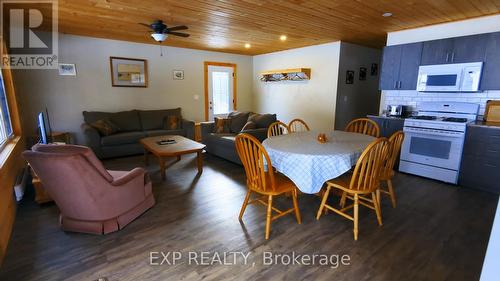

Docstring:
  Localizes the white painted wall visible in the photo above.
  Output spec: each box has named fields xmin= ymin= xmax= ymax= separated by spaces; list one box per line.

xmin=381 ymin=15 xmax=500 ymax=116
xmin=387 ymin=14 xmax=500 ymax=46
xmin=13 ymin=34 xmax=253 ymax=143
xmin=253 ymin=42 xmax=341 ymax=132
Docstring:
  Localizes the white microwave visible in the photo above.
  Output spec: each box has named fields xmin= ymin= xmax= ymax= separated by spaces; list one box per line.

xmin=416 ymin=62 xmax=483 ymax=92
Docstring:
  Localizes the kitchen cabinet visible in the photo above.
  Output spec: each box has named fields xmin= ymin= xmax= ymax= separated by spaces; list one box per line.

xmin=481 ymin=32 xmax=500 ymax=90
xmin=379 ymin=42 xmax=423 ymax=90
xmin=459 ymin=124 xmax=500 ymax=194
xmin=421 ymin=34 xmax=488 ymax=65
xmin=368 ymin=116 xmax=404 ymax=137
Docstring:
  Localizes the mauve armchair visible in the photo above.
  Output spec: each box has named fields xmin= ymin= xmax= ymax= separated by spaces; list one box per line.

xmin=22 ymin=144 xmax=155 ymax=234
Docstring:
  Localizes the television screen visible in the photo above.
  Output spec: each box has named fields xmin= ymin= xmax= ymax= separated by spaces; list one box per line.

xmin=37 ymin=112 xmax=49 ymax=144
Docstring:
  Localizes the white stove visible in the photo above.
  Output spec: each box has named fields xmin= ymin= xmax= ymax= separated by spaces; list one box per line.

xmin=399 ymin=102 xmax=479 ymax=184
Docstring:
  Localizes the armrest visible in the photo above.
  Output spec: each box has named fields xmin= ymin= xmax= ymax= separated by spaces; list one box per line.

xmin=111 ymin=167 xmax=147 ymax=186
xmin=81 ymin=123 xmax=100 ymax=146
xmin=182 ymin=119 xmax=195 ymax=140
xmin=200 ymin=121 xmax=215 ymax=141
xmin=241 ymin=128 xmax=268 ymax=142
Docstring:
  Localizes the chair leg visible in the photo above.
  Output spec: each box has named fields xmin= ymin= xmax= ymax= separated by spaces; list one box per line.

xmin=239 ymin=190 xmax=251 ymax=220
xmin=372 ymin=192 xmax=383 ymax=226
xmin=265 ymin=195 xmax=273 ymax=240
xmin=316 ymin=186 xmax=331 ymax=220
xmin=292 ymin=189 xmax=302 ymax=224
xmin=353 ymin=194 xmax=359 ymax=241
xmin=340 ymin=191 xmax=347 ymax=208
xmin=387 ymin=179 xmax=397 ymax=208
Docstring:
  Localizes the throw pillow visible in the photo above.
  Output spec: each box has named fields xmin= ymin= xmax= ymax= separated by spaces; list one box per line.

xmin=90 ymin=118 xmax=119 ymax=136
xmin=164 ymin=115 xmax=180 ymax=130
xmin=227 ymin=111 xmax=251 ymax=133
xmin=214 ymin=117 xmax=231 ymax=134
xmin=248 ymin=113 xmax=277 ymax=128
xmin=241 ymin=121 xmax=257 ymax=131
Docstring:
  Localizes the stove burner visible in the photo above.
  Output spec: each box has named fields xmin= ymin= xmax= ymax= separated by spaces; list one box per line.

xmin=411 ymin=115 xmax=437 ymax=120
xmin=443 ymin=117 xmax=468 ymax=123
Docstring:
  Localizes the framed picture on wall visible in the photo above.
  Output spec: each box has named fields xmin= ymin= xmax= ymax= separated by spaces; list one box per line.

xmin=173 ymin=70 xmax=184 ymax=80
xmin=359 ymin=67 xmax=367 ymax=80
xmin=346 ymin=70 xmax=354 ymax=84
xmin=371 ymin=63 xmax=378 ymax=76
xmin=58 ymin=64 xmax=77 ymax=76
xmin=110 ymin=57 xmax=148 ymax=87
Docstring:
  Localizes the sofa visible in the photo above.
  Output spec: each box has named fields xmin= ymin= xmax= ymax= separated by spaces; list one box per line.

xmin=81 ymin=108 xmax=195 ymax=158
xmin=201 ymin=111 xmax=277 ymax=164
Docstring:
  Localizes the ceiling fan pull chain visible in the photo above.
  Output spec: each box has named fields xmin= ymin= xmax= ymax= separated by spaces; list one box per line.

xmin=160 ymin=44 xmax=163 ymax=56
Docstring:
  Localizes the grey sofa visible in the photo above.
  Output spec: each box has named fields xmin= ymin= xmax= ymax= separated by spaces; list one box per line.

xmin=201 ymin=112 xmax=276 ymax=164
xmin=81 ymin=108 xmax=195 ymax=159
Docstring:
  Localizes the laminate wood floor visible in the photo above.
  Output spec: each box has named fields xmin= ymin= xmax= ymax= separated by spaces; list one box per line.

xmin=0 ymin=154 xmax=497 ymax=281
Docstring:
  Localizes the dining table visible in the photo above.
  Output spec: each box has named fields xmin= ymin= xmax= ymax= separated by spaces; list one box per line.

xmin=262 ymin=130 xmax=375 ymax=194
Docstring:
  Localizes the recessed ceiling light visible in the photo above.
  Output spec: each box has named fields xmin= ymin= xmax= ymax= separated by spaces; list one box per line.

xmin=244 ymin=43 xmax=251 ymax=49
xmin=280 ymin=35 xmax=287 ymax=41
xmin=382 ymin=12 xmax=393 ymax=17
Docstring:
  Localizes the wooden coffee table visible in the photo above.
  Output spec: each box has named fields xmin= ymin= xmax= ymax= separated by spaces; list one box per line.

xmin=140 ymin=135 xmax=206 ymax=180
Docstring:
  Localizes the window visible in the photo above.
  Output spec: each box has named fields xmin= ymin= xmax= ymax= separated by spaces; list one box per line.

xmin=0 ymin=71 xmax=13 ymax=147
xmin=212 ymin=71 xmax=230 ymax=115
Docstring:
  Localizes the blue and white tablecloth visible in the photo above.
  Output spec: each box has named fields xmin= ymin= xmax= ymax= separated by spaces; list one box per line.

xmin=262 ymin=131 xmax=375 ymax=194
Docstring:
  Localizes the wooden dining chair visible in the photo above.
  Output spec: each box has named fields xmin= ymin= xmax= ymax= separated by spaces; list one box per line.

xmin=288 ymin=118 xmax=310 ymax=133
xmin=345 ymin=118 xmax=380 ymax=138
xmin=316 ymin=138 xmax=389 ymax=240
xmin=378 ymin=131 xmax=405 ymax=208
xmin=267 ymin=121 xmax=289 ymax=138
xmin=235 ymin=133 xmax=301 ymax=240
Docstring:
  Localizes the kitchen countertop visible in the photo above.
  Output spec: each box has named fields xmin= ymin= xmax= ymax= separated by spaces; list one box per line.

xmin=367 ymin=114 xmax=407 ymax=120
xmin=469 ymin=120 xmax=500 ymax=129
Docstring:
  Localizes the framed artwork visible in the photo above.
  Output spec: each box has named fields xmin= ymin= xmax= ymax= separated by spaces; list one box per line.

xmin=346 ymin=70 xmax=354 ymax=84
xmin=110 ymin=57 xmax=148 ymax=87
xmin=371 ymin=63 xmax=378 ymax=76
xmin=58 ymin=63 xmax=77 ymax=76
xmin=173 ymin=70 xmax=184 ymax=80
xmin=359 ymin=67 xmax=367 ymax=80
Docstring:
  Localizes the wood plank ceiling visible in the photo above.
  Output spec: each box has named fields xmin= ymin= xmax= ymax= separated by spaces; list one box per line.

xmin=58 ymin=0 xmax=500 ymax=55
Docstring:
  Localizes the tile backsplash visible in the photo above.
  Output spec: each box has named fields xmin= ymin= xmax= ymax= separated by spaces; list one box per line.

xmin=380 ymin=90 xmax=500 ymax=118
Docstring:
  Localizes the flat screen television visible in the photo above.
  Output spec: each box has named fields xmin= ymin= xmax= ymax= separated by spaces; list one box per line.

xmin=37 ymin=109 xmax=52 ymax=144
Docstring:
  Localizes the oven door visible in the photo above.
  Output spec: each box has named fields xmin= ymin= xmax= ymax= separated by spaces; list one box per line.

xmin=401 ymin=127 xmax=465 ymax=170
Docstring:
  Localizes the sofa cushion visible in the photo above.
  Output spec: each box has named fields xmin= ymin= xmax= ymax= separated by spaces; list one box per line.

xmin=227 ymin=111 xmax=251 ymax=133
xmin=144 ymin=129 xmax=185 ymax=137
xmin=83 ymin=110 xmax=141 ymax=132
xmin=101 ymin=131 xmax=146 ymax=146
xmin=139 ymin=108 xmax=182 ymax=130
xmin=163 ymin=115 xmax=180 ymax=130
xmin=90 ymin=118 xmax=120 ymax=136
xmin=241 ymin=121 xmax=256 ymax=131
xmin=214 ymin=117 xmax=231 ymax=134
xmin=248 ymin=113 xmax=277 ymax=128
xmin=205 ymin=133 xmax=237 ymax=146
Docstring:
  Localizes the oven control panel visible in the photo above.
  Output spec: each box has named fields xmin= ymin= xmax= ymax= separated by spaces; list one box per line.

xmin=404 ymin=120 xmax=466 ymax=132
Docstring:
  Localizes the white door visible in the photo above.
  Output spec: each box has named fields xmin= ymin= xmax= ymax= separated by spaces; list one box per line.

xmin=207 ymin=65 xmax=234 ymax=120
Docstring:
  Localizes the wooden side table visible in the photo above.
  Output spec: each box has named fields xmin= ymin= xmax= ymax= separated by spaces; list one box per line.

xmin=194 ymin=122 xmax=202 ymax=142
xmin=30 ymin=168 xmax=53 ymax=204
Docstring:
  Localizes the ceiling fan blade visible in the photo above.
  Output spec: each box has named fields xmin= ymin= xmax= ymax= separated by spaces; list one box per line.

xmin=166 ymin=25 xmax=188 ymax=31
xmin=139 ymin=23 xmax=152 ymax=28
xmin=168 ymin=31 xmax=190 ymax=38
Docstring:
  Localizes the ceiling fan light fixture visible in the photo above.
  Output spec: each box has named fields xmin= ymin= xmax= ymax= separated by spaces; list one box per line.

xmin=151 ymin=33 xmax=168 ymax=42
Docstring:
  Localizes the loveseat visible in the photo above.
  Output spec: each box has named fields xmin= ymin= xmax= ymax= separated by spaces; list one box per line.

xmin=81 ymin=108 xmax=194 ymax=158
xmin=201 ymin=111 xmax=277 ymax=164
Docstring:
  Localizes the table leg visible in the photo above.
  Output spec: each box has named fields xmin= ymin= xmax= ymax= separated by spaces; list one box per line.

xmin=144 ymin=149 xmax=149 ymax=166
xmin=158 ymin=156 xmax=166 ymax=181
xmin=177 ymin=155 xmax=181 ymax=161
xmin=197 ymin=151 xmax=203 ymax=174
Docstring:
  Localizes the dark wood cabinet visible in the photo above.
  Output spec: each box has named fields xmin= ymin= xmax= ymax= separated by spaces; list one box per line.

xmin=421 ymin=39 xmax=453 ymax=65
xmin=459 ymin=125 xmax=500 ymax=194
xmin=379 ymin=42 xmax=422 ymax=90
xmin=481 ymin=32 xmax=500 ymax=90
xmin=368 ymin=116 xmax=404 ymax=137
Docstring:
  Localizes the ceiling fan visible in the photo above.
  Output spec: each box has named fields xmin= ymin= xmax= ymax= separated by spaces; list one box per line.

xmin=139 ymin=20 xmax=190 ymax=43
